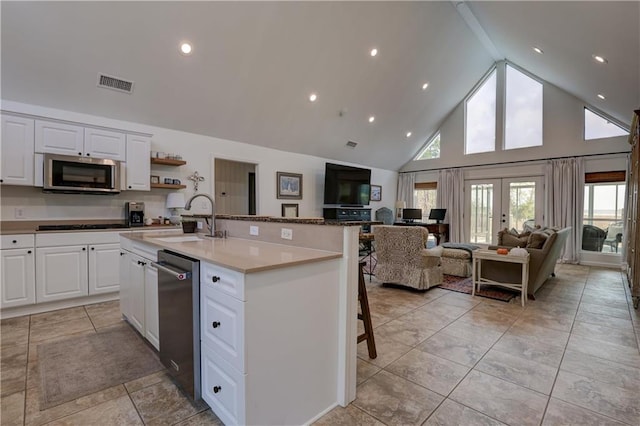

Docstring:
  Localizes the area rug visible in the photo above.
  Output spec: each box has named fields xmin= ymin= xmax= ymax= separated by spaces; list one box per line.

xmin=440 ymin=274 xmax=518 ymax=303
xmin=38 ymin=324 xmax=164 ymax=409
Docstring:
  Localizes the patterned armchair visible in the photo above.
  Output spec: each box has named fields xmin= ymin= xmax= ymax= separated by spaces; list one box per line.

xmin=372 ymin=225 xmax=443 ymax=290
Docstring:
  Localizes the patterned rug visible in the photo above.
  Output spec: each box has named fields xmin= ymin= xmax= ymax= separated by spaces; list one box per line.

xmin=440 ymin=274 xmax=518 ymax=303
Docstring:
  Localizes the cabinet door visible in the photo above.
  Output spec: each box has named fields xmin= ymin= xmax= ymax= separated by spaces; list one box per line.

xmin=35 ymin=120 xmax=84 ymax=156
xmin=36 ymin=245 xmax=88 ymax=303
xmin=144 ymin=262 xmax=160 ymax=350
xmin=128 ymin=254 xmax=146 ymax=334
xmin=1 ymin=115 xmax=35 ymax=186
xmin=119 ymin=250 xmax=131 ymax=320
xmin=125 ymin=135 xmax=151 ymax=191
xmin=84 ymin=128 xmax=126 ymax=161
xmin=1 ymin=248 xmax=35 ymax=308
xmin=88 ymin=243 xmax=120 ymax=295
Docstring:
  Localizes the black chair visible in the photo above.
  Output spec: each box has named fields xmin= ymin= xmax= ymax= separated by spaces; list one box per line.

xmin=582 ymin=224 xmax=606 ymax=251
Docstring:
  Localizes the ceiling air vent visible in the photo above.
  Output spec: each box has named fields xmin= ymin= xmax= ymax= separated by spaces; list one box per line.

xmin=97 ymin=73 xmax=134 ymax=94
xmin=346 ymin=141 xmax=358 ymax=149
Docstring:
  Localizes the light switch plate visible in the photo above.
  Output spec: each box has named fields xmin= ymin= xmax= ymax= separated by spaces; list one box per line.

xmin=250 ymin=226 xmax=259 ymax=236
xmin=281 ymin=228 xmax=293 ymax=240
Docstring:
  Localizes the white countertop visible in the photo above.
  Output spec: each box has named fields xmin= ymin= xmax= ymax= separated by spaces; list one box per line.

xmin=124 ymin=232 xmax=342 ymax=273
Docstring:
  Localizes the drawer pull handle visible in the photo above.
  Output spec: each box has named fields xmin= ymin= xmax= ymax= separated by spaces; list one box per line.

xmin=212 ymin=321 xmax=221 ymax=328
xmin=213 ymin=386 xmax=221 ymax=393
xmin=212 ymin=276 xmax=220 ymax=283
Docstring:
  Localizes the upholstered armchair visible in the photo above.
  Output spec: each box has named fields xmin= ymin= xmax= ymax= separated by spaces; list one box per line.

xmin=372 ymin=225 xmax=443 ymax=290
xmin=582 ymin=224 xmax=606 ymax=251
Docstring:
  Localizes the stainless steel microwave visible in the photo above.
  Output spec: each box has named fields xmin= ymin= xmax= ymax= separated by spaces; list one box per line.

xmin=43 ymin=154 xmax=121 ymax=194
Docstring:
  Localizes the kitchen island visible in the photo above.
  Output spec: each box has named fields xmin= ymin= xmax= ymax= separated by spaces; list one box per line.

xmin=120 ymin=227 xmax=357 ymax=426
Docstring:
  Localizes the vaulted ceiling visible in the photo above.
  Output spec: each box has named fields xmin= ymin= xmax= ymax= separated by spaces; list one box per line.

xmin=2 ymin=1 xmax=638 ymax=171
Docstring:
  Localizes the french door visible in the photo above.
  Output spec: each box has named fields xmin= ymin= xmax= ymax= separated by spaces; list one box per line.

xmin=465 ymin=177 xmax=544 ymax=245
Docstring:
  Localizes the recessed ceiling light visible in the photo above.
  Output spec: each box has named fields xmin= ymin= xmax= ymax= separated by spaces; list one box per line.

xmin=368 ymin=116 xmax=375 ymax=123
xmin=406 ymin=132 xmax=412 ymax=138
xmin=309 ymin=93 xmax=317 ymax=102
xmin=532 ymin=46 xmax=544 ymax=54
xmin=597 ymin=93 xmax=606 ymax=100
xmin=592 ymin=54 xmax=608 ymax=64
xmin=370 ymin=48 xmax=378 ymax=57
xmin=180 ymin=42 xmax=193 ymax=55
xmin=422 ymin=82 xmax=429 ymax=90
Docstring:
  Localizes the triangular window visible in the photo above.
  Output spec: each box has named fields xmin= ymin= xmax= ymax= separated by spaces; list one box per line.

xmin=504 ymin=65 xmax=543 ymax=149
xmin=415 ymin=132 xmax=441 ymax=160
xmin=584 ymin=108 xmax=628 ymax=140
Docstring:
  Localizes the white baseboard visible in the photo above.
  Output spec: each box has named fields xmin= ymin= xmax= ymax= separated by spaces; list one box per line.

xmin=0 ymin=293 xmax=119 ymax=319
xmin=303 ymin=402 xmax=339 ymax=426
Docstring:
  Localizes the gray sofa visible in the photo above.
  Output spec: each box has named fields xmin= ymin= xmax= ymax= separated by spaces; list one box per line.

xmin=484 ymin=227 xmax=571 ymax=297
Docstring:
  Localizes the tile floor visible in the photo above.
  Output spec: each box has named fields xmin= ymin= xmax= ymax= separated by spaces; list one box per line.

xmin=1 ymin=264 xmax=638 ymax=425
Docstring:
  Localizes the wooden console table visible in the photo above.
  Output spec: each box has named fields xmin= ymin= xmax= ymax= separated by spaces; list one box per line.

xmin=393 ymin=222 xmax=449 ymax=245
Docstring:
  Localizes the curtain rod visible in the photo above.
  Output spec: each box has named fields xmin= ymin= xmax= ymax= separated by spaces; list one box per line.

xmin=398 ymin=151 xmax=630 ymax=174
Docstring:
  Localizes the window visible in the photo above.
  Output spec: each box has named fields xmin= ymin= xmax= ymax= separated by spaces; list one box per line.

xmin=414 ymin=182 xmax=437 ymax=222
xmin=583 ymin=171 xmax=626 ymax=253
xmin=584 ymin=108 xmax=628 ymax=140
xmin=504 ymin=65 xmax=543 ymax=149
xmin=415 ymin=133 xmax=440 ymax=160
xmin=465 ymin=69 xmax=497 ymax=154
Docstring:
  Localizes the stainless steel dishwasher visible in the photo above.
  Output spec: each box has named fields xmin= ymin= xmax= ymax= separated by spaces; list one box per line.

xmin=153 ymin=250 xmax=201 ymax=400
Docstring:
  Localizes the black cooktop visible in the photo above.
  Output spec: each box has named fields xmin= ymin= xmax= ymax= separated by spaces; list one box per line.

xmin=37 ymin=223 xmax=130 ymax=231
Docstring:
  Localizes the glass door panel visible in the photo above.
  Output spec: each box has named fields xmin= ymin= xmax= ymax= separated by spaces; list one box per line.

xmin=468 ymin=182 xmax=497 ymax=244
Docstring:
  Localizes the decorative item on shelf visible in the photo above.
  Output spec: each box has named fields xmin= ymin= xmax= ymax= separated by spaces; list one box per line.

xmin=497 ymin=248 xmax=509 ymax=255
xmin=157 ymin=152 xmax=166 ymax=159
xmin=277 ymin=172 xmax=303 ymax=199
xmin=145 ymin=217 xmax=153 ymax=226
xmin=395 ymin=200 xmax=406 ymax=220
xmin=188 ymin=171 xmax=205 ymax=192
xmin=164 ymin=178 xmax=173 ymax=185
xmin=150 ymin=175 xmax=160 ymax=184
xmin=281 ymin=203 xmax=299 ymax=218
xmin=166 ymin=192 xmax=186 ymax=224
xmin=509 ymin=246 xmax=528 ymax=256
xmin=172 ymin=179 xmax=181 ymax=185
xmin=370 ymin=185 xmax=382 ymax=202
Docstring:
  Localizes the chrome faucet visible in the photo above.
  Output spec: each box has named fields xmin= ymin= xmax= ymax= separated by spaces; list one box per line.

xmin=184 ymin=193 xmax=218 ymax=237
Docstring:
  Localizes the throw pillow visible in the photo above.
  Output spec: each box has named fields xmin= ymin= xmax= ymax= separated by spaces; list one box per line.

xmin=527 ymin=231 xmax=548 ymax=249
xmin=501 ymin=233 xmax=529 ymax=247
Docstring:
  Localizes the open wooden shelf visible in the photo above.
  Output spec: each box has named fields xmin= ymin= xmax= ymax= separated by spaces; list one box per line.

xmin=150 ymin=158 xmax=187 ymax=166
xmin=150 ymin=183 xmax=187 ymax=189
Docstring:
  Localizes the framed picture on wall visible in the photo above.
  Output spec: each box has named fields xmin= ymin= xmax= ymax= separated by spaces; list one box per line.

xmin=282 ymin=203 xmax=299 ymax=217
xmin=370 ymin=185 xmax=382 ymax=202
xmin=277 ymin=172 xmax=303 ymax=199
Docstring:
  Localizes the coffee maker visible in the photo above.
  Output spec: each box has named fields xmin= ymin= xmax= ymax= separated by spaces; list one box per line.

xmin=125 ymin=202 xmax=145 ymax=227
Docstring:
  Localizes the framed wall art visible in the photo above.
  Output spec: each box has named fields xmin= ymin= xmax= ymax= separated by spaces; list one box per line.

xmin=281 ymin=203 xmax=299 ymax=218
xmin=370 ymin=185 xmax=382 ymax=202
xmin=277 ymin=172 xmax=303 ymax=199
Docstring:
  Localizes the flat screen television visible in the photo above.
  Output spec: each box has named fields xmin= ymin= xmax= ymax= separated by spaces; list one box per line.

xmin=323 ymin=163 xmax=371 ymax=206
xmin=429 ymin=208 xmax=447 ymax=223
xmin=402 ymin=208 xmax=422 ymax=222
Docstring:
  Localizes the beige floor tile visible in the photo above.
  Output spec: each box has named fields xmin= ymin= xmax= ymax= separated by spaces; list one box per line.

xmin=372 ymin=318 xmax=437 ymax=347
xmin=29 ymin=317 xmax=95 ymax=344
xmin=475 ymin=349 xmax=558 ymax=395
xmin=579 ymin=295 xmax=630 ymax=311
xmin=505 ymin=321 xmax=570 ymax=348
xmin=386 ymin=349 xmax=469 ymax=396
xmin=566 ymin=334 xmax=640 ymax=368
xmin=439 ymin=319 xmax=505 ymax=348
xmin=173 ymin=409 xmax=225 ymax=426
xmin=1 ymin=391 xmax=25 ymax=426
xmin=516 ymin=310 xmax=574 ymax=332
xmin=368 ymin=300 xmax=413 ymax=319
xmin=552 ymin=370 xmax=640 ymax=425
xmin=399 ymin=309 xmax=457 ymax=331
xmin=543 ymin=397 xmax=628 ymax=425
xmin=417 ymin=332 xmax=489 ymax=367
xmin=1 ymin=316 xmax=30 ymax=347
xmin=84 ymin=300 xmax=123 ymax=329
xmin=357 ymin=336 xmax=412 ymax=368
xmin=471 ymin=301 xmax=525 ymax=317
xmin=124 ymin=370 xmax=172 ymax=393
xmin=1 ymin=344 xmax=28 ymax=396
xmin=492 ymin=334 xmax=565 ymax=368
xmin=560 ymin=350 xmax=640 ymax=392
xmin=578 ymin=301 xmax=631 ymax=320
xmin=436 ymin=292 xmax=482 ymax=309
xmin=456 ymin=310 xmax=515 ymax=333
xmin=25 ymin=362 xmax=39 ymax=390
xmin=357 ymin=359 xmax=381 ymax=385
xmin=571 ymin=321 xmax=638 ymax=348
xmin=30 ymin=307 xmax=88 ymax=327
xmin=353 ymin=370 xmax=443 ymax=426
xmin=419 ymin=301 xmax=472 ymax=318
xmin=450 ymin=370 xmax=547 ymax=426
xmin=313 ymin=405 xmax=384 ymax=426
xmin=44 ymin=395 xmax=143 ymax=425
xmin=424 ymin=398 xmax=507 ymax=426
xmin=129 ymin=379 xmax=207 ymax=425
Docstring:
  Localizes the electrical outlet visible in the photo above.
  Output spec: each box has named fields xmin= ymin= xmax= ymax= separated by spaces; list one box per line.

xmin=249 ymin=226 xmax=259 ymax=236
xmin=281 ymin=228 xmax=293 ymax=240
xmin=197 ymin=221 xmax=204 ymax=230
xmin=14 ymin=207 xmax=25 ymax=219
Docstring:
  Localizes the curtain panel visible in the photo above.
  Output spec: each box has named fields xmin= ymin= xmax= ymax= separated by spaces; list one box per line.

xmin=397 ymin=173 xmax=416 ymax=208
xmin=437 ymin=168 xmax=465 ymax=242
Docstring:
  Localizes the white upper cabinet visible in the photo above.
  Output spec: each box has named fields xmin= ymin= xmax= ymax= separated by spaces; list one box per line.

xmin=125 ymin=134 xmax=151 ymax=191
xmin=35 ymin=120 xmax=84 ymax=156
xmin=84 ymin=128 xmax=126 ymax=161
xmin=1 ymin=114 xmax=35 ymax=186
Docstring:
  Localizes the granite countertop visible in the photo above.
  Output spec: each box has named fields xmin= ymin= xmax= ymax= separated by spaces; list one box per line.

xmin=215 ymin=215 xmax=380 ymax=226
xmin=124 ymin=232 xmax=342 ymax=273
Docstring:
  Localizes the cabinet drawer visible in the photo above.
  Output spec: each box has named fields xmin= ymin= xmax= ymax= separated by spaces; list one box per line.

xmin=201 ymin=286 xmax=245 ymax=373
xmin=1 ymin=234 xmax=35 ymax=249
xmin=201 ymin=261 xmax=245 ymax=301
xmin=201 ymin=343 xmax=245 ymax=426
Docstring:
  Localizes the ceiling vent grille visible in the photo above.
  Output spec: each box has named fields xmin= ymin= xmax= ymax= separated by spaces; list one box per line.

xmin=346 ymin=141 xmax=358 ymax=149
xmin=97 ymin=73 xmax=134 ymax=94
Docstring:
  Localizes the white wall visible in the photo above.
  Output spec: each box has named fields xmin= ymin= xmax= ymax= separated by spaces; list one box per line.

xmin=0 ymin=101 xmax=397 ymax=221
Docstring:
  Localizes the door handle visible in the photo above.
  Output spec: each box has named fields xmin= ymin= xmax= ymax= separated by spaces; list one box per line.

xmin=151 ymin=262 xmax=191 ymax=280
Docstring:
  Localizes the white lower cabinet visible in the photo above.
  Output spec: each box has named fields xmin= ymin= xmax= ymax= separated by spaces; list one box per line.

xmin=201 ymin=343 xmax=245 ymax=426
xmin=36 ymin=245 xmax=89 ymax=303
xmin=1 ymin=248 xmax=35 ymax=308
xmin=88 ymin=243 xmax=121 ymax=294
